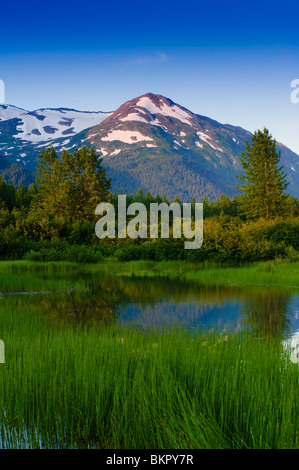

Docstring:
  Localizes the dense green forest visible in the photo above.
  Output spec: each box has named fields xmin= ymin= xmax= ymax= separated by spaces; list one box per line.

xmin=0 ymin=131 xmax=299 ymax=263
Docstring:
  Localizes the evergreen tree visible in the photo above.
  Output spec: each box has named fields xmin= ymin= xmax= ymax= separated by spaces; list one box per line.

xmin=234 ymin=128 xmax=289 ymax=219
xmin=0 ymin=176 xmax=16 ymax=211
xmin=134 ymin=187 xmax=146 ymax=204
xmin=34 ymin=146 xmax=63 ymax=217
xmin=15 ymin=182 xmax=31 ymax=210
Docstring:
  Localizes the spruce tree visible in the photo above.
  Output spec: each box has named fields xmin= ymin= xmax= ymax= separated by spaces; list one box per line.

xmin=235 ymin=128 xmax=289 ymax=218
xmin=34 ymin=146 xmax=63 ymax=217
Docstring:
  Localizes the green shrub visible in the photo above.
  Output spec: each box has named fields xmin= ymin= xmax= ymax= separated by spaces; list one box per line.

xmin=24 ymin=244 xmax=103 ymax=263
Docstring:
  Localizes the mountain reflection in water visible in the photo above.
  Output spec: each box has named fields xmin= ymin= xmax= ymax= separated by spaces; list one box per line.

xmin=2 ymin=272 xmax=298 ymax=341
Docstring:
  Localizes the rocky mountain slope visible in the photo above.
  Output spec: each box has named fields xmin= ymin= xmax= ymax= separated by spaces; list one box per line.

xmin=0 ymin=94 xmax=298 ymax=200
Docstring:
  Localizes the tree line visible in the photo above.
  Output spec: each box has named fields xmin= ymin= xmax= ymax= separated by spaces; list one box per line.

xmin=0 ymin=128 xmax=298 ymax=262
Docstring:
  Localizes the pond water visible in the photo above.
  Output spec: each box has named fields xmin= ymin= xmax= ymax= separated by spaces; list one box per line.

xmin=1 ymin=270 xmax=298 ymax=342
xmin=0 ymin=268 xmax=298 ymax=448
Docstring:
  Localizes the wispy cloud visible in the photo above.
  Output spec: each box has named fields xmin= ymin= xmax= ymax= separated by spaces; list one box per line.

xmin=121 ymin=52 xmax=169 ymax=68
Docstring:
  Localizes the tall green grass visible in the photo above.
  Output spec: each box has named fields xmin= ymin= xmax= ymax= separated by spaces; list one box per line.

xmin=0 ymin=299 xmax=297 ymax=449
xmin=0 ymin=259 xmax=297 ymax=448
xmin=0 ymin=261 xmax=90 ymax=293
xmin=86 ymin=259 xmax=299 ymax=289
xmin=1 ymin=259 xmax=298 ymax=289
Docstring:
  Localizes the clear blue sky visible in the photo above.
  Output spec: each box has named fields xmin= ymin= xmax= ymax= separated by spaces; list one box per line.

xmin=1 ymin=0 xmax=299 ymax=153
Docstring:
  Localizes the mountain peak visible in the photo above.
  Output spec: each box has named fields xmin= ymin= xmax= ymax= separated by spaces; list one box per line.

xmin=0 ymin=94 xmax=298 ymax=200
xmin=135 ymin=92 xmax=175 ymax=106
xmin=101 ymin=92 xmax=197 ymax=131
xmin=124 ymin=92 xmax=183 ymax=113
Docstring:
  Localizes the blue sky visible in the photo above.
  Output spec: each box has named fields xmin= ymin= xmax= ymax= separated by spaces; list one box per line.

xmin=1 ymin=0 xmax=299 ymax=153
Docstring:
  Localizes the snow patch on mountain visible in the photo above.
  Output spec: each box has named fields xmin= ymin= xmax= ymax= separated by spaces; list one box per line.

xmin=12 ymin=109 xmax=111 ymax=143
xmin=110 ymin=149 xmax=122 ymax=156
xmin=102 ymin=130 xmax=154 ymax=144
xmin=0 ymin=105 xmax=27 ymax=121
xmin=136 ymin=96 xmax=194 ymax=126
xmin=197 ymin=131 xmax=223 ymax=153
xmin=119 ymin=112 xmax=149 ymax=124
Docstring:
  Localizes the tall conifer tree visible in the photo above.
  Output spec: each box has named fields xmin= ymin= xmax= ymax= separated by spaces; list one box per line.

xmin=235 ymin=128 xmax=289 ymax=218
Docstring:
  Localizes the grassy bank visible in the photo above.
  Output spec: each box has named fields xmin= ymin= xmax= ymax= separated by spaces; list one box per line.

xmin=0 ymin=259 xmax=299 ymax=291
xmin=0 ymin=261 xmax=89 ymax=294
xmin=96 ymin=259 xmax=299 ymax=288
xmin=0 ymin=312 xmax=297 ymax=449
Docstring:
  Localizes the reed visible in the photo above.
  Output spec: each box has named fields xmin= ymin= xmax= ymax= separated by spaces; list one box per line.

xmin=0 ymin=299 xmax=297 ymax=449
xmin=0 ymin=261 xmax=89 ymax=294
xmin=1 ymin=259 xmax=298 ymax=289
xmin=93 ymin=259 xmax=299 ymax=288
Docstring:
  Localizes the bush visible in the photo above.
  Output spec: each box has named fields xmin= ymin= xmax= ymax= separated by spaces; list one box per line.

xmin=24 ymin=244 xmax=103 ymax=263
xmin=0 ymin=227 xmax=37 ymax=260
xmin=114 ymin=245 xmax=142 ymax=261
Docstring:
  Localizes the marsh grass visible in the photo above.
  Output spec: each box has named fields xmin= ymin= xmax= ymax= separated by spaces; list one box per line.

xmin=94 ymin=259 xmax=299 ymax=289
xmin=0 ymin=299 xmax=297 ymax=449
xmin=0 ymin=261 xmax=89 ymax=294
xmin=0 ymin=259 xmax=298 ymax=449
xmin=0 ymin=259 xmax=298 ymax=289
xmin=0 ymin=260 xmax=80 ymax=272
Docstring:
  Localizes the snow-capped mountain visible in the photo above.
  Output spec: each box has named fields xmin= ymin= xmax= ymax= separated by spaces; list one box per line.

xmin=0 ymin=94 xmax=299 ymax=200
xmin=0 ymin=105 xmax=111 ymax=165
xmin=67 ymin=93 xmax=299 ymax=199
xmin=0 ymin=104 xmax=27 ymax=121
